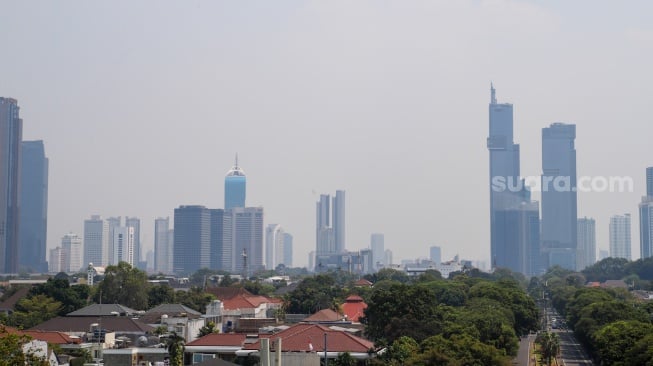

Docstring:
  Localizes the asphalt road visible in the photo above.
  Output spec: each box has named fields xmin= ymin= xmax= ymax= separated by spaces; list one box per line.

xmin=513 ymin=334 xmax=534 ymax=366
xmin=556 ymin=330 xmax=593 ymax=366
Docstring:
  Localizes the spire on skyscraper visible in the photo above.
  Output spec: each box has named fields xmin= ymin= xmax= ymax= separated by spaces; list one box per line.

xmin=490 ymin=82 xmax=497 ymax=104
xmin=226 ymin=153 xmax=245 ymax=177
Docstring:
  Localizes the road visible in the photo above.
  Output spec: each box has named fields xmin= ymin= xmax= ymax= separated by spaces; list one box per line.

xmin=513 ymin=334 xmax=534 ymax=366
xmin=556 ymin=330 xmax=593 ymax=366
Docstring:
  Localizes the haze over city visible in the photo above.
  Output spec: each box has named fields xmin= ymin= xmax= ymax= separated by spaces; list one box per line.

xmin=2 ymin=1 xmax=653 ymax=267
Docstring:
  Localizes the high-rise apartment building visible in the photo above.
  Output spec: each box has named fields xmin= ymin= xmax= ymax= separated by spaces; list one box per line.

xmin=541 ymin=123 xmax=577 ymax=270
xmin=315 ymin=190 xmax=346 ymax=257
xmin=384 ymin=249 xmax=393 ymax=267
xmin=223 ymin=207 xmax=264 ymax=276
xmin=265 ymin=224 xmax=284 ymax=270
xmin=84 ymin=215 xmax=109 ymax=266
xmin=577 ymin=218 xmax=596 ymax=270
xmin=610 ymin=214 xmax=631 ymax=260
xmin=640 ymin=168 xmax=653 ymax=259
xmin=62 ymin=232 xmax=82 ymax=273
xmin=487 ymin=86 xmax=539 ymax=274
xmin=0 ymin=98 xmax=22 ymax=273
xmin=106 ymin=217 xmax=121 ymax=265
xmin=371 ymin=233 xmax=385 ymax=269
xmin=112 ymin=226 xmax=134 ymax=266
xmin=210 ymin=209 xmax=224 ymax=271
xmin=49 ymin=247 xmax=65 ymax=273
xmin=173 ymin=206 xmax=211 ymax=274
xmin=283 ymin=233 xmax=293 ymax=267
xmin=225 ymin=156 xmax=246 ymax=209
xmin=429 ymin=245 xmax=441 ymax=264
xmin=19 ymin=140 xmax=48 ymax=272
xmin=154 ymin=217 xmax=172 ymax=274
xmin=125 ymin=217 xmax=141 ymax=267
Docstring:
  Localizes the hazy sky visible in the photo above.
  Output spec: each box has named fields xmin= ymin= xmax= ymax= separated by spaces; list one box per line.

xmin=2 ymin=1 xmax=653 ymax=268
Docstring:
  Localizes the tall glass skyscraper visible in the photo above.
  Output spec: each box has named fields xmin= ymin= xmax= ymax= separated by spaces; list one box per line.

xmin=315 ymin=190 xmax=346 ymax=256
xmin=610 ymin=214 xmax=631 ymax=260
xmin=640 ymin=168 xmax=653 ymax=259
xmin=19 ymin=140 xmax=48 ymax=272
xmin=577 ymin=217 xmax=596 ymax=270
xmin=225 ymin=155 xmax=246 ymax=209
xmin=541 ymin=123 xmax=577 ymax=270
xmin=487 ymin=85 xmax=539 ymax=274
xmin=173 ymin=205 xmax=211 ymax=273
xmin=0 ymin=98 xmax=22 ymax=273
xmin=154 ymin=217 xmax=172 ymax=274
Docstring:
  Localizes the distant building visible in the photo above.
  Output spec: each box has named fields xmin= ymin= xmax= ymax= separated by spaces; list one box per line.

xmin=84 ymin=215 xmax=109 ymax=267
xmin=19 ymin=140 xmax=48 ymax=273
xmin=265 ymin=224 xmax=284 ymax=270
xmin=112 ymin=226 xmax=134 ymax=266
xmin=209 ymin=209 xmax=224 ymax=271
xmin=49 ymin=247 xmax=65 ymax=273
xmin=371 ymin=233 xmax=385 ymax=270
xmin=577 ymin=217 xmax=596 ymax=270
xmin=173 ymin=205 xmax=211 ymax=274
xmin=154 ymin=217 xmax=172 ymax=274
xmin=0 ymin=97 xmax=22 ymax=273
xmin=495 ymin=201 xmax=541 ymax=275
xmin=315 ymin=190 xmax=346 ymax=259
xmin=610 ymin=214 xmax=631 ymax=260
xmin=429 ymin=246 xmax=441 ymax=264
xmin=308 ymin=251 xmax=315 ymax=272
xmin=384 ymin=249 xmax=393 ymax=266
xmin=125 ymin=217 xmax=141 ymax=268
xmin=224 ymin=155 xmax=246 ymax=209
xmin=61 ymin=232 xmax=82 ymax=273
xmin=541 ymin=123 xmax=577 ymax=270
xmin=106 ymin=217 xmax=121 ymax=265
xmin=599 ymin=249 xmax=609 ymax=261
xmin=223 ymin=207 xmax=264 ymax=276
xmin=640 ymin=167 xmax=653 ymax=259
xmin=283 ymin=233 xmax=293 ymax=267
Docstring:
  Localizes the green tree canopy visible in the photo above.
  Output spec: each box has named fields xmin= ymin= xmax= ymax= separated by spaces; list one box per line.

xmin=95 ymin=261 xmax=149 ymax=310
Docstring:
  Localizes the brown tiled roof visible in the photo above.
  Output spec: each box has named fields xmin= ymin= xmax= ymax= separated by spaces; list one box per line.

xmin=29 ymin=316 xmax=154 ymax=333
xmin=243 ymin=323 xmax=375 ymax=353
xmin=303 ymin=309 xmax=343 ymax=322
xmin=66 ymin=303 xmax=138 ymax=316
xmin=341 ymin=297 xmax=367 ymax=322
xmin=205 ymin=287 xmax=252 ymax=300
xmin=1 ymin=326 xmax=80 ymax=345
xmin=186 ymin=333 xmax=247 ymax=347
xmin=140 ymin=303 xmax=202 ymax=324
xmin=205 ymin=287 xmax=281 ymax=311
xmin=353 ymin=279 xmax=373 ymax=287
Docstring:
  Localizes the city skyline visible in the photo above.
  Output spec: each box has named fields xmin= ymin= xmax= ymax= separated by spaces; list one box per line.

xmin=3 ymin=1 xmax=653 ymax=268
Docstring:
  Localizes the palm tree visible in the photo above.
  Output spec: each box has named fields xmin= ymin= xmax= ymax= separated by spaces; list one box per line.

xmin=166 ymin=332 xmax=185 ymax=366
xmin=537 ymin=332 xmax=560 ymax=366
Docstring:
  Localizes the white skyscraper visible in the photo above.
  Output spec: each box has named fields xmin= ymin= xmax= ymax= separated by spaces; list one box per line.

xmin=154 ymin=217 xmax=173 ymax=274
xmin=265 ymin=224 xmax=284 ymax=270
xmin=112 ymin=226 xmax=135 ymax=266
xmin=370 ymin=233 xmax=385 ymax=270
xmin=222 ymin=207 xmax=264 ymax=276
xmin=62 ymin=233 xmax=82 ymax=273
xmin=84 ymin=215 xmax=109 ymax=266
xmin=49 ymin=247 xmax=65 ymax=273
xmin=609 ymin=214 xmax=631 ymax=260
xmin=106 ymin=216 xmax=121 ymax=265
xmin=316 ymin=190 xmax=346 ymax=255
xmin=125 ymin=217 xmax=141 ymax=266
xmin=577 ymin=218 xmax=596 ymax=270
xmin=333 ymin=190 xmax=346 ymax=253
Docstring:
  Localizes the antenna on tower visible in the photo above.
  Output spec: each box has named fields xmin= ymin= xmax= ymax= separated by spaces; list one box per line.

xmin=242 ymin=248 xmax=248 ymax=279
xmin=235 ymin=153 xmax=239 ymax=167
xmin=490 ymin=82 xmax=497 ymax=104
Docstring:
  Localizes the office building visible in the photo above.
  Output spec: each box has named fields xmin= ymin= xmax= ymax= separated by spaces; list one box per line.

xmin=0 ymin=98 xmax=22 ymax=273
xmin=541 ymin=123 xmax=577 ymax=270
xmin=225 ymin=155 xmax=246 ymax=209
xmin=429 ymin=246 xmax=441 ymax=264
xmin=83 ymin=215 xmax=109 ymax=266
xmin=210 ymin=209 xmax=224 ymax=270
xmin=173 ymin=206 xmax=211 ymax=274
xmin=315 ymin=190 xmax=346 ymax=258
xmin=283 ymin=233 xmax=293 ymax=267
xmin=154 ymin=217 xmax=173 ymax=274
xmin=62 ymin=232 xmax=83 ymax=273
xmin=125 ymin=217 xmax=141 ymax=267
xmin=487 ymin=85 xmax=539 ymax=274
xmin=640 ymin=168 xmax=653 ymax=259
xmin=49 ymin=247 xmax=65 ymax=274
xmin=265 ymin=224 xmax=284 ymax=270
xmin=112 ymin=226 xmax=134 ymax=266
xmin=106 ymin=217 xmax=121 ymax=265
xmin=371 ymin=234 xmax=385 ymax=269
xmin=609 ymin=214 xmax=631 ymax=260
xmin=308 ymin=251 xmax=315 ymax=272
xmin=577 ymin=218 xmax=596 ymax=270
xmin=19 ymin=140 xmax=48 ymax=272
xmin=385 ymin=249 xmax=393 ymax=267
xmin=223 ymin=207 xmax=264 ymax=276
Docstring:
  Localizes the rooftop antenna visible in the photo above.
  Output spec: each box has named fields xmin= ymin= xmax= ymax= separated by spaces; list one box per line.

xmin=235 ymin=153 xmax=239 ymax=168
xmin=242 ymin=249 xmax=248 ymax=279
xmin=490 ymin=82 xmax=497 ymax=104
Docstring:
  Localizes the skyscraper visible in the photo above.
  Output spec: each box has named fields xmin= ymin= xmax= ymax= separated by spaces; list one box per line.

xmin=283 ymin=233 xmax=293 ymax=267
xmin=429 ymin=245 xmax=441 ymax=264
xmin=315 ymin=191 xmax=346 ymax=256
xmin=371 ymin=233 xmax=385 ymax=269
xmin=0 ymin=98 xmax=22 ymax=273
xmin=83 ymin=215 xmax=109 ymax=266
xmin=487 ymin=85 xmax=538 ymax=274
xmin=210 ymin=209 xmax=224 ymax=271
xmin=125 ymin=217 xmax=141 ymax=267
xmin=49 ymin=247 xmax=65 ymax=273
xmin=265 ymin=224 xmax=284 ymax=270
xmin=223 ymin=207 xmax=264 ymax=276
xmin=61 ymin=232 xmax=83 ymax=273
xmin=173 ymin=205 xmax=211 ymax=274
xmin=19 ymin=140 xmax=48 ymax=272
xmin=639 ymin=168 xmax=653 ymax=259
xmin=154 ymin=217 xmax=172 ymax=274
xmin=541 ymin=123 xmax=577 ymax=270
xmin=224 ymin=155 xmax=246 ymax=209
xmin=577 ymin=217 xmax=596 ymax=270
xmin=106 ymin=216 xmax=121 ymax=265
xmin=112 ymin=226 xmax=135 ymax=266
xmin=610 ymin=214 xmax=631 ymax=260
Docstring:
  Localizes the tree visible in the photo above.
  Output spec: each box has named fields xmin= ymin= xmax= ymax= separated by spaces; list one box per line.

xmin=333 ymin=352 xmax=356 ymax=366
xmin=197 ymin=321 xmax=219 ymax=338
xmin=165 ymin=332 xmax=185 ymax=366
xmin=0 ymin=326 xmax=50 ymax=366
xmin=284 ymin=275 xmax=344 ymax=314
xmin=148 ymin=284 xmax=176 ymax=308
xmin=536 ymin=332 xmax=560 ymax=366
xmin=174 ymin=286 xmax=215 ymax=313
xmin=29 ymin=277 xmax=89 ymax=315
xmin=9 ymin=294 xmax=62 ymax=328
xmin=593 ymin=320 xmax=653 ymax=366
xmin=411 ymin=334 xmax=511 ymax=366
xmin=95 ymin=262 xmax=149 ymax=310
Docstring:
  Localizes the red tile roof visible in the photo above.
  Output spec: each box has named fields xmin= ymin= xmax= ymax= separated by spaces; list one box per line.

xmin=243 ymin=323 xmax=374 ymax=353
xmin=206 ymin=287 xmax=282 ymax=311
xmin=353 ymin=279 xmax=373 ymax=287
xmin=303 ymin=309 xmax=343 ymax=322
xmin=186 ymin=333 xmax=247 ymax=347
xmin=341 ymin=296 xmax=367 ymax=322
xmin=1 ymin=326 xmax=79 ymax=345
